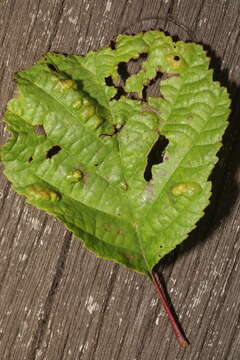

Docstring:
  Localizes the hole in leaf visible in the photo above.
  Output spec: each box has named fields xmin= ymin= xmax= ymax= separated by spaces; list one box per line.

xmin=46 ymin=145 xmax=62 ymax=159
xmin=127 ymin=53 xmax=148 ymax=76
xmin=142 ymin=71 xmax=164 ymax=101
xmin=105 ymin=53 xmax=149 ymax=101
xmin=110 ymin=86 xmax=127 ymax=101
xmin=115 ymin=53 xmax=149 ymax=87
xmin=117 ymin=62 xmax=129 ymax=84
xmin=28 ymin=156 xmax=33 ymax=163
xmin=144 ymin=134 xmax=169 ymax=182
xmin=110 ymin=40 xmax=116 ymax=50
xmin=105 ymin=76 xmax=114 ymax=86
xmin=105 ymin=75 xmax=128 ymax=101
xmin=174 ymin=55 xmax=180 ymax=61
xmin=46 ymin=63 xmax=58 ymax=73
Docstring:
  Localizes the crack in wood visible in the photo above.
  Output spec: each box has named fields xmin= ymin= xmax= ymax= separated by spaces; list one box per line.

xmin=166 ymin=0 xmax=175 ymax=25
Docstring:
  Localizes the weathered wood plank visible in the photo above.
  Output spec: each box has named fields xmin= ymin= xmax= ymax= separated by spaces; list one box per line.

xmin=0 ymin=1 xmax=75 ymax=359
xmin=0 ymin=0 xmax=240 ymax=359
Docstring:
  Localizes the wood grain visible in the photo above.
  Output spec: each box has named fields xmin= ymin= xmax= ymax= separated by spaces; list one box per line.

xmin=0 ymin=0 xmax=240 ymax=359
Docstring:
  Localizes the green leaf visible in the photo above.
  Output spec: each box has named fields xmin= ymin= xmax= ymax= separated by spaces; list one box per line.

xmin=1 ymin=31 xmax=230 ymax=278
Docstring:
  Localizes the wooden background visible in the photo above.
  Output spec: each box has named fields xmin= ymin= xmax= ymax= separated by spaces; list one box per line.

xmin=0 ymin=0 xmax=240 ymax=359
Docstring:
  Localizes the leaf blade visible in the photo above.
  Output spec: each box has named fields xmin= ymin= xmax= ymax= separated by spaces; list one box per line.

xmin=1 ymin=31 xmax=230 ymax=276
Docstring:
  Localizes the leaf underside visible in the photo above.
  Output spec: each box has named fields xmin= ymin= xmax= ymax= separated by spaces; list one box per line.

xmin=1 ymin=31 xmax=230 ymax=277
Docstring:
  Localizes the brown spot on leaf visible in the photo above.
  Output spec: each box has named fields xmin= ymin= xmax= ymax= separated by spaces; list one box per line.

xmin=161 ymin=73 xmax=180 ymax=80
xmin=121 ymin=182 xmax=128 ymax=191
xmin=33 ymin=125 xmax=46 ymax=136
xmin=103 ymin=225 xmax=112 ymax=232
xmin=125 ymin=254 xmax=135 ymax=262
xmin=141 ymin=104 xmax=161 ymax=115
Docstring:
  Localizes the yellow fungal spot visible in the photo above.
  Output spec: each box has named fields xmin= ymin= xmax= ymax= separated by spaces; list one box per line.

xmin=72 ymin=99 xmax=82 ymax=108
xmin=27 ymin=186 xmax=60 ymax=201
xmin=67 ymin=170 xmax=83 ymax=183
xmin=171 ymin=182 xmax=202 ymax=197
xmin=60 ymin=79 xmax=77 ymax=93
xmin=82 ymin=98 xmax=89 ymax=106
xmin=86 ymin=115 xmax=102 ymax=129
xmin=120 ymin=182 xmax=128 ymax=191
xmin=166 ymin=54 xmax=184 ymax=69
xmin=81 ymin=105 xmax=95 ymax=119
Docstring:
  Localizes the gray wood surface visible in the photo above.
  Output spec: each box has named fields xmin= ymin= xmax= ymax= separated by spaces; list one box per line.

xmin=0 ymin=0 xmax=240 ymax=359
